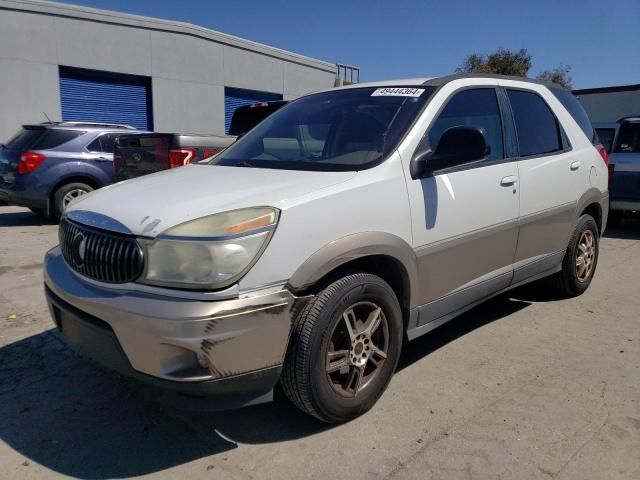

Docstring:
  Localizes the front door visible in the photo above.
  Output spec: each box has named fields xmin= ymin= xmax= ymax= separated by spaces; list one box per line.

xmin=403 ymin=86 xmax=520 ymax=325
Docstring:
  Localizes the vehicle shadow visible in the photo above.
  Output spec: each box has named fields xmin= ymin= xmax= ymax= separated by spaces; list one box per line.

xmin=0 ymin=291 xmax=537 ymax=478
xmin=398 ymin=293 xmax=532 ymax=371
xmin=0 ymin=330 xmax=331 ymax=479
xmin=0 ymin=207 xmax=56 ymax=227
xmin=604 ymin=216 xmax=640 ymax=240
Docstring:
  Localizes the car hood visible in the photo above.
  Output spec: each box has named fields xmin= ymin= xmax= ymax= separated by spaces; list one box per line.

xmin=66 ymin=164 xmax=356 ymax=237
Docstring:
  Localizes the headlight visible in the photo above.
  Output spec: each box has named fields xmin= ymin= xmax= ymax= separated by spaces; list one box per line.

xmin=139 ymin=207 xmax=279 ymax=289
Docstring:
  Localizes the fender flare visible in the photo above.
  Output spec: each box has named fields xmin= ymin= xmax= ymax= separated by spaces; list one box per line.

xmin=287 ymin=231 xmax=419 ymax=308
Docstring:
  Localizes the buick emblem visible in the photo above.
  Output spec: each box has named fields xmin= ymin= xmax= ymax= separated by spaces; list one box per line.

xmin=132 ymin=152 xmax=142 ymax=162
xmin=71 ymin=233 xmax=87 ymax=267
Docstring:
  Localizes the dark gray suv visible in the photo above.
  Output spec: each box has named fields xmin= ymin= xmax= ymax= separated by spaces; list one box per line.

xmin=0 ymin=122 xmax=147 ymax=219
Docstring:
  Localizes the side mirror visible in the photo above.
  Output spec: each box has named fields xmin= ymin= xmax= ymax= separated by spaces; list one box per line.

xmin=410 ymin=126 xmax=490 ymax=179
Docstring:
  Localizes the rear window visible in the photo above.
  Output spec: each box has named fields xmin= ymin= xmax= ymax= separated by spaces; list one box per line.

xmin=595 ymin=127 xmax=616 ymax=153
xmin=550 ymin=87 xmax=595 ymax=142
xmin=614 ymin=123 xmax=640 ymax=153
xmin=507 ymin=89 xmax=563 ymax=157
xmin=5 ymin=127 xmax=83 ymax=151
xmin=229 ymin=103 xmax=287 ymax=136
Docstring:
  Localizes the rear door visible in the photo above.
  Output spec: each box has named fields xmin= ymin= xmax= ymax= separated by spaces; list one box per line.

xmin=609 ymin=121 xmax=640 ymax=210
xmin=85 ymin=132 xmax=120 ymax=178
xmin=505 ymin=86 xmax=587 ymax=277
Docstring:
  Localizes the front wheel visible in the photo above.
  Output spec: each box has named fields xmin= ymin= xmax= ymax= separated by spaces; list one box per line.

xmin=281 ymin=273 xmax=403 ymax=423
xmin=552 ymin=214 xmax=600 ymax=297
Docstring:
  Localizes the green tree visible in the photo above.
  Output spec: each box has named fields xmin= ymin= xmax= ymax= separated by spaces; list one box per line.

xmin=456 ymin=48 xmax=532 ymax=76
xmin=455 ymin=48 xmax=573 ymax=89
xmin=536 ymin=64 xmax=572 ymax=89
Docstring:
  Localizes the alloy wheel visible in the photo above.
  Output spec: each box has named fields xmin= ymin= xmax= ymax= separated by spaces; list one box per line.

xmin=62 ymin=188 xmax=88 ymax=209
xmin=576 ymin=230 xmax=596 ymax=282
xmin=325 ymin=301 xmax=389 ymax=398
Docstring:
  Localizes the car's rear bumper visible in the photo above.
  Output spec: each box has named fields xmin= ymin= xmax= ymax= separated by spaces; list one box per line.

xmin=0 ymin=178 xmax=48 ymax=210
xmin=44 ymin=246 xmax=309 ymax=407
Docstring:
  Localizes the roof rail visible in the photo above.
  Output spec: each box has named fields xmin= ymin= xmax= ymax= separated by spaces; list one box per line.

xmin=54 ymin=121 xmax=137 ymax=130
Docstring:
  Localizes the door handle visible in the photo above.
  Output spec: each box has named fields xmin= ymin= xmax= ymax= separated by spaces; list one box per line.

xmin=570 ymin=161 xmax=582 ymax=170
xmin=500 ymin=175 xmax=518 ymax=186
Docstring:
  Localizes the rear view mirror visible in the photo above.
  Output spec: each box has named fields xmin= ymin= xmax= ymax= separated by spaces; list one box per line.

xmin=410 ymin=126 xmax=490 ymax=179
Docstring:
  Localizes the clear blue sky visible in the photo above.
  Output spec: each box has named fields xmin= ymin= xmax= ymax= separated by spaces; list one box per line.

xmin=55 ymin=0 xmax=639 ymax=89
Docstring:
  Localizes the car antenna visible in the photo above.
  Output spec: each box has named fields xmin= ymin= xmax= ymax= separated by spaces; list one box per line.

xmin=42 ymin=111 xmax=52 ymax=123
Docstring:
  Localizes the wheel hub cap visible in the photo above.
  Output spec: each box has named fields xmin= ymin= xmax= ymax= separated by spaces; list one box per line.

xmin=350 ymin=334 xmax=371 ymax=367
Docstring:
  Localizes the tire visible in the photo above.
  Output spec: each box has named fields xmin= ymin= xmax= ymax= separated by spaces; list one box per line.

xmin=281 ymin=273 xmax=403 ymax=423
xmin=53 ymin=182 xmax=93 ymax=219
xmin=552 ymin=214 xmax=600 ymax=297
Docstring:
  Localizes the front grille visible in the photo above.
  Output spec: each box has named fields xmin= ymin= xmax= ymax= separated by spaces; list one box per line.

xmin=59 ymin=218 xmax=144 ymax=283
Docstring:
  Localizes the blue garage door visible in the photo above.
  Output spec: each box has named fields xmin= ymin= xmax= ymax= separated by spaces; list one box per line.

xmin=59 ymin=66 xmax=153 ymax=130
xmin=224 ymin=87 xmax=282 ymax=134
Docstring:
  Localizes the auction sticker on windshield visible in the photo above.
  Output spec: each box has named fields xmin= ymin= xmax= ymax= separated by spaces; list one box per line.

xmin=371 ymin=87 xmax=425 ymax=97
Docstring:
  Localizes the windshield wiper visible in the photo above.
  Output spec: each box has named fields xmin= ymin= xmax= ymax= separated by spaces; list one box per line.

xmin=0 ymin=143 xmax=6 ymax=150
xmin=234 ymin=161 xmax=253 ymax=167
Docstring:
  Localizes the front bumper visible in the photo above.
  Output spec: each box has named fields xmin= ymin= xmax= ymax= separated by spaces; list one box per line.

xmin=44 ymin=246 xmax=307 ymax=405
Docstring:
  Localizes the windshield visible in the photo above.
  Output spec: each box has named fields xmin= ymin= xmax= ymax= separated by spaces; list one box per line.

xmin=212 ymin=86 xmax=435 ymax=171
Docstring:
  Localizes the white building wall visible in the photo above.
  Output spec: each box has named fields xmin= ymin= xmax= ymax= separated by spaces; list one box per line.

xmin=0 ymin=0 xmax=338 ymax=140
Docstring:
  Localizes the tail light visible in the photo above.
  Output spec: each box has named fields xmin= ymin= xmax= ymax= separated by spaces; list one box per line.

xmin=168 ymin=148 xmax=197 ymax=168
xmin=17 ymin=151 xmax=46 ymax=174
xmin=595 ymin=143 xmax=609 ymax=166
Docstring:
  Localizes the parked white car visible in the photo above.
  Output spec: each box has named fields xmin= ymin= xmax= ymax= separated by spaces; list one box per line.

xmin=44 ymin=74 xmax=609 ymax=422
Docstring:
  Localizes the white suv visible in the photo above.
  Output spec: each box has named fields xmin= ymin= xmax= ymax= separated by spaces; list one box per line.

xmin=44 ymin=74 xmax=609 ymax=423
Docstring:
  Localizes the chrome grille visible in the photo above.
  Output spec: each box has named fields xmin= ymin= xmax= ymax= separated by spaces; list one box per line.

xmin=59 ymin=218 xmax=143 ymax=283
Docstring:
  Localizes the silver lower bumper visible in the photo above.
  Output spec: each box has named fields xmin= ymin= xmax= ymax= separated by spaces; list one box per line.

xmin=44 ymin=246 xmax=306 ymax=384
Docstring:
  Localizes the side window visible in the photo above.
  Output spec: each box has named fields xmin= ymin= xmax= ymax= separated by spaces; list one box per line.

xmin=507 ymin=89 xmax=562 ymax=157
xmin=614 ymin=123 xmax=640 ymax=153
xmin=429 ymin=88 xmax=504 ymax=162
xmin=99 ymin=134 xmax=117 ymax=154
xmin=86 ymin=133 xmax=117 ymax=153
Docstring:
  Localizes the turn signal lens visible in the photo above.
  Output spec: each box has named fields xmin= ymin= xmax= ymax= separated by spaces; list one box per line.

xmin=225 ymin=213 xmax=275 ymax=235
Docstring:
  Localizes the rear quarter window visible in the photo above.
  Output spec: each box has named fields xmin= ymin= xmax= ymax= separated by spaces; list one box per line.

xmin=35 ymin=129 xmax=85 ymax=150
xmin=7 ymin=128 xmax=84 ymax=151
xmin=551 ymin=87 xmax=595 ymax=142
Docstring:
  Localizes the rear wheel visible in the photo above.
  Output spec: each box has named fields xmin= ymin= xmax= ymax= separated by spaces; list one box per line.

xmin=281 ymin=273 xmax=403 ymax=423
xmin=552 ymin=214 xmax=599 ymax=297
xmin=53 ymin=182 xmax=93 ymax=219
